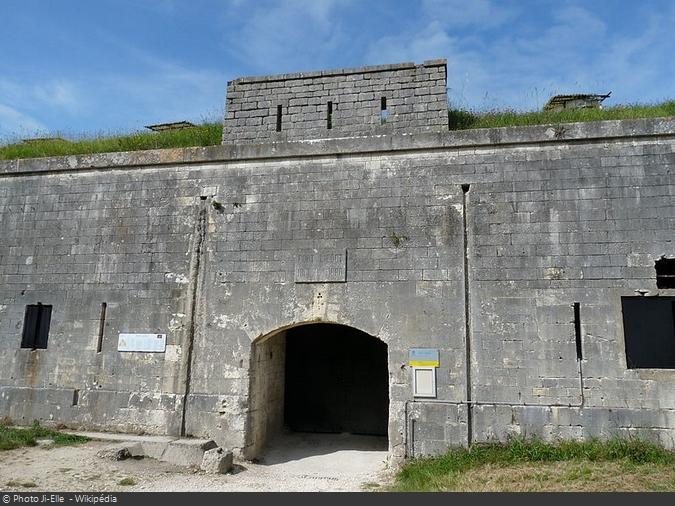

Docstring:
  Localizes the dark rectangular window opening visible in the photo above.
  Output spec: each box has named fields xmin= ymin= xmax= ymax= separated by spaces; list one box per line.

xmin=276 ymin=105 xmax=282 ymax=132
xmin=97 ymin=302 xmax=107 ymax=353
xmin=656 ymin=257 xmax=675 ymax=288
xmin=380 ymin=96 xmax=389 ymax=124
xmin=622 ymin=296 xmax=675 ymax=369
xmin=573 ymin=302 xmax=583 ymax=360
xmin=327 ymin=101 xmax=333 ymax=130
xmin=21 ymin=303 xmax=52 ymax=350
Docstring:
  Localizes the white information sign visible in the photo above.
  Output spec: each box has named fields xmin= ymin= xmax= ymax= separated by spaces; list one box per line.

xmin=118 ymin=333 xmax=166 ymax=353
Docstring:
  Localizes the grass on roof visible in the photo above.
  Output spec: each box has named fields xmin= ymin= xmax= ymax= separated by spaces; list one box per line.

xmin=0 ymin=101 xmax=673 ymax=161
xmin=449 ymin=100 xmax=675 ymax=130
xmin=0 ymin=122 xmax=222 ymax=161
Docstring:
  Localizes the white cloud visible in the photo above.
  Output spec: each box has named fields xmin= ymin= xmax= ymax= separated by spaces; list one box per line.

xmin=0 ymin=104 xmax=47 ymax=140
xmin=0 ymin=77 xmax=81 ymax=112
xmin=422 ymin=0 xmax=514 ymax=28
xmin=224 ymin=0 xmax=352 ymax=72
xmin=366 ymin=2 xmax=675 ymax=111
xmin=32 ymin=80 xmax=80 ymax=110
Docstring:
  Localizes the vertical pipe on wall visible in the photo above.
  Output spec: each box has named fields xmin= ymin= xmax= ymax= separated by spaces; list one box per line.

xmin=180 ymin=198 xmax=208 ymax=437
xmin=461 ymin=184 xmax=473 ymax=446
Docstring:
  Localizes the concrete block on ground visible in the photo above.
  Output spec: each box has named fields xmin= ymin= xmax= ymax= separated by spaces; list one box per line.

xmin=161 ymin=439 xmax=218 ymax=467
xmin=139 ymin=440 xmax=172 ymax=460
xmin=201 ymin=447 xmax=233 ymax=474
xmin=96 ymin=442 xmax=144 ymax=461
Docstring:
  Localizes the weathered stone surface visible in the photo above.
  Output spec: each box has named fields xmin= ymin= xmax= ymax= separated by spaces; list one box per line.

xmin=161 ymin=439 xmax=218 ymax=467
xmin=200 ymin=447 xmax=233 ymax=474
xmin=96 ymin=442 xmax=143 ymax=461
xmin=0 ymin=61 xmax=674 ymax=464
xmin=222 ymin=60 xmax=448 ymax=143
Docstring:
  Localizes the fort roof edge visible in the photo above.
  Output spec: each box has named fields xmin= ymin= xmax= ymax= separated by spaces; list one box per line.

xmin=1 ymin=116 xmax=674 ymax=177
xmin=228 ymin=59 xmax=447 ymax=86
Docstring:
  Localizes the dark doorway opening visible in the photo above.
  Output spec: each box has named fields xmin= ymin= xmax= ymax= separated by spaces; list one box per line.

xmin=246 ymin=323 xmax=389 ymax=459
xmin=284 ymin=324 xmax=389 ymax=435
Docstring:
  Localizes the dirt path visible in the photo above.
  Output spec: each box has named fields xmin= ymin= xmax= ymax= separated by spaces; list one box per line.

xmin=0 ymin=433 xmax=392 ymax=492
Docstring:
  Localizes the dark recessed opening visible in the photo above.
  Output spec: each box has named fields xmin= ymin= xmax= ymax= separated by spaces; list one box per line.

xmin=276 ymin=105 xmax=283 ymax=132
xmin=622 ymin=296 xmax=675 ymax=369
xmin=97 ymin=302 xmax=107 ymax=353
xmin=72 ymin=389 xmax=80 ymax=406
xmin=573 ymin=302 xmax=583 ymax=360
xmin=656 ymin=257 xmax=675 ymax=288
xmin=247 ymin=323 xmax=389 ymax=459
xmin=380 ymin=97 xmax=389 ymax=124
xmin=327 ymin=101 xmax=333 ymax=130
xmin=284 ymin=324 xmax=388 ymax=435
xmin=21 ymin=303 xmax=52 ymax=350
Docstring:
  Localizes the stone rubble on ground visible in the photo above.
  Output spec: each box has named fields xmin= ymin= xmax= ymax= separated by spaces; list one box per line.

xmin=200 ymin=447 xmax=234 ymax=474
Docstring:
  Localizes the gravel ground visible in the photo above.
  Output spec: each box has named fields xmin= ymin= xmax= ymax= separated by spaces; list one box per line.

xmin=0 ymin=433 xmax=392 ymax=492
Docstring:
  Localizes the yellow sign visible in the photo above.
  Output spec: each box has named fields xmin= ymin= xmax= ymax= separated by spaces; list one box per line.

xmin=408 ymin=348 xmax=439 ymax=367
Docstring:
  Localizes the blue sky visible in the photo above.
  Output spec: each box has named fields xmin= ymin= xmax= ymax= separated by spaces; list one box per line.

xmin=1 ymin=0 xmax=673 ymax=141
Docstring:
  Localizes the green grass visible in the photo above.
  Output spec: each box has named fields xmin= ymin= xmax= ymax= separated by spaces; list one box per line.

xmin=117 ymin=477 xmax=137 ymax=486
xmin=1 ymin=101 xmax=673 ymax=161
xmin=391 ymin=437 xmax=675 ymax=492
xmin=0 ymin=122 xmax=222 ymax=161
xmin=449 ymin=100 xmax=675 ymax=130
xmin=0 ymin=420 xmax=89 ymax=451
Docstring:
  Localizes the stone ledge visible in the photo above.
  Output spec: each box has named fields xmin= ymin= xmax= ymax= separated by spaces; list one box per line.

xmin=229 ymin=60 xmax=446 ymax=85
xmin=1 ymin=117 xmax=673 ymax=177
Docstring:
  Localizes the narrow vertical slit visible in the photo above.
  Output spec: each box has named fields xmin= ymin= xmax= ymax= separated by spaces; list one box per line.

xmin=327 ymin=101 xmax=333 ymax=130
xmin=97 ymin=302 xmax=107 ymax=353
xmin=573 ymin=302 xmax=582 ymax=360
xmin=573 ymin=302 xmax=585 ymax=406
xmin=276 ymin=105 xmax=282 ymax=132
xmin=72 ymin=389 xmax=79 ymax=406
xmin=380 ymin=97 xmax=389 ymax=124
xmin=461 ymin=183 xmax=472 ymax=446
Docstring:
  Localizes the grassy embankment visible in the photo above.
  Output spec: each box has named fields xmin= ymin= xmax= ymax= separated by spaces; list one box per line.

xmin=389 ymin=437 xmax=675 ymax=492
xmin=448 ymin=100 xmax=675 ymax=129
xmin=1 ymin=101 xmax=673 ymax=161
xmin=0 ymin=420 xmax=89 ymax=451
xmin=0 ymin=122 xmax=222 ymax=161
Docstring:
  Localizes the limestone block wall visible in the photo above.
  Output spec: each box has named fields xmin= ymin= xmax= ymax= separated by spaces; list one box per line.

xmin=1 ymin=117 xmax=674 ymax=459
xmin=222 ymin=60 xmax=448 ymax=143
xmin=245 ymin=331 xmax=286 ymax=458
xmin=0 ymin=167 xmax=199 ymax=434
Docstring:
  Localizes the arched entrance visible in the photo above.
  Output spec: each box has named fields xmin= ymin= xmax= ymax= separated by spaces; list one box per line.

xmin=245 ymin=323 xmax=389 ymax=459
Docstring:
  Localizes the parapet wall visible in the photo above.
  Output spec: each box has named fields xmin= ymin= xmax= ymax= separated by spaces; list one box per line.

xmin=222 ymin=60 xmax=448 ymax=143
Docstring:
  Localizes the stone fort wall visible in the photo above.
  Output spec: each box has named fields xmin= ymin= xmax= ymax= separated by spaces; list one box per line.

xmin=222 ymin=60 xmax=448 ymax=143
xmin=1 ymin=118 xmax=674 ymax=459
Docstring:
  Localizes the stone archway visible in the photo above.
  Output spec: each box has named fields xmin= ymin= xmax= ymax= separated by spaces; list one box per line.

xmin=245 ymin=322 xmax=389 ymax=459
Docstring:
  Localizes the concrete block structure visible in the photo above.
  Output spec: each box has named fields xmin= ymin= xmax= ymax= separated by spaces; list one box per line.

xmin=222 ymin=60 xmax=448 ymax=143
xmin=1 ymin=60 xmax=675 ymax=462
